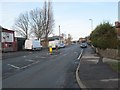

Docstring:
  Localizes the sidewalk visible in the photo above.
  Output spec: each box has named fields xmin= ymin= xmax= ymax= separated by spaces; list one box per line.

xmin=79 ymin=46 xmax=119 ymax=89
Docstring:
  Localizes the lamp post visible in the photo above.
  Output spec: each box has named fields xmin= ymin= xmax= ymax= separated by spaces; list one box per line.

xmin=59 ymin=25 xmax=60 ymax=37
xmin=59 ymin=25 xmax=61 ymax=43
xmin=89 ymin=19 xmax=93 ymax=31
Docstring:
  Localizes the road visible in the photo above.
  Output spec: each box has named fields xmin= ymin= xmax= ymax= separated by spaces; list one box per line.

xmin=3 ymin=44 xmax=82 ymax=88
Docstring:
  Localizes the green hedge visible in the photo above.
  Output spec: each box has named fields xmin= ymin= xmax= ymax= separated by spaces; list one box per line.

xmin=90 ymin=22 xmax=117 ymax=49
xmin=118 ymin=40 xmax=120 ymax=50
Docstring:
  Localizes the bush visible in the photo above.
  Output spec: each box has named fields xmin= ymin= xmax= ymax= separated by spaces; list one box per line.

xmin=118 ymin=40 xmax=120 ymax=50
xmin=90 ymin=22 xmax=117 ymax=49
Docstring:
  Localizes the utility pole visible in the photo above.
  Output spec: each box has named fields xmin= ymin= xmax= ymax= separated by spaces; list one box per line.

xmin=59 ymin=25 xmax=61 ymax=43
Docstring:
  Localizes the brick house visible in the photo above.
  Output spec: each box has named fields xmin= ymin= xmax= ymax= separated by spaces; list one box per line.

xmin=1 ymin=26 xmax=17 ymax=52
xmin=115 ymin=21 xmax=120 ymax=39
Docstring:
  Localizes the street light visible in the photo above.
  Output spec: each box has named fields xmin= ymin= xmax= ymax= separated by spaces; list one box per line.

xmin=59 ymin=25 xmax=60 ymax=37
xmin=59 ymin=25 xmax=61 ymax=43
xmin=89 ymin=19 xmax=93 ymax=31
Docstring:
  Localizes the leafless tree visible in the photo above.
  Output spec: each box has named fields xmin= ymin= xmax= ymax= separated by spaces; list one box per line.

xmin=42 ymin=0 xmax=55 ymax=46
xmin=13 ymin=12 xmax=29 ymax=39
xmin=13 ymin=0 xmax=54 ymax=43
xmin=29 ymin=8 xmax=43 ymax=40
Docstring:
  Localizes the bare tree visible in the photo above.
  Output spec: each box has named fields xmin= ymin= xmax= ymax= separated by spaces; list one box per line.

xmin=13 ymin=12 xmax=29 ymax=39
xmin=29 ymin=8 xmax=43 ymax=40
xmin=42 ymin=0 xmax=55 ymax=46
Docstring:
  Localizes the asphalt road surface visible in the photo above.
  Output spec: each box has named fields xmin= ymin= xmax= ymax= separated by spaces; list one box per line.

xmin=3 ymin=44 xmax=82 ymax=88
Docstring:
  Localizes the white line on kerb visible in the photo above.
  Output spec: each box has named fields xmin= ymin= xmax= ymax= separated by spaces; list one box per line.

xmin=76 ymin=49 xmax=87 ymax=89
xmin=77 ymin=49 xmax=83 ymax=60
xmin=8 ymin=64 xmax=20 ymax=69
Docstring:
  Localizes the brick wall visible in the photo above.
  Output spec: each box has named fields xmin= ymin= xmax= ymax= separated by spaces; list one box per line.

xmin=98 ymin=48 xmax=120 ymax=60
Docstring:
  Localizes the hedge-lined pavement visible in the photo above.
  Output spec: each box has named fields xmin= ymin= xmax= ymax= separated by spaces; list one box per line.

xmin=79 ymin=46 xmax=119 ymax=88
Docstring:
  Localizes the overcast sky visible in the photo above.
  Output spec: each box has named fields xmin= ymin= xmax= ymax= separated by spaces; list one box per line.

xmin=0 ymin=0 xmax=119 ymax=40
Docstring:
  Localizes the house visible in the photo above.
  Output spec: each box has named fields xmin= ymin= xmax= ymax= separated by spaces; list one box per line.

xmin=115 ymin=21 xmax=120 ymax=39
xmin=79 ymin=37 xmax=86 ymax=43
xmin=1 ymin=26 xmax=17 ymax=52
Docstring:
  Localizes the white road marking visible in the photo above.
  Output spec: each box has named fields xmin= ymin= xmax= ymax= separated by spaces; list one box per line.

xmin=82 ymin=56 xmax=99 ymax=59
xmin=100 ymin=78 xmax=119 ymax=82
xmin=74 ymin=52 xmax=78 ymax=54
xmin=40 ymin=57 xmax=46 ymax=58
xmin=36 ymin=56 xmax=38 ymax=57
xmin=21 ymin=61 xmax=40 ymax=69
xmin=23 ymin=56 xmax=26 ymax=58
xmin=7 ymin=64 xmax=20 ymax=69
xmin=76 ymin=49 xmax=87 ymax=88
xmin=26 ymin=59 xmax=34 ymax=62
xmin=77 ymin=49 xmax=83 ymax=60
xmin=8 ymin=60 xmax=41 ymax=70
xmin=62 ymin=54 xmax=67 ymax=57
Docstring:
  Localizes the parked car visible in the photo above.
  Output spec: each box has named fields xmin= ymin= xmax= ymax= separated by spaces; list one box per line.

xmin=80 ymin=43 xmax=87 ymax=48
xmin=59 ymin=43 xmax=66 ymax=48
xmin=24 ymin=39 xmax=42 ymax=50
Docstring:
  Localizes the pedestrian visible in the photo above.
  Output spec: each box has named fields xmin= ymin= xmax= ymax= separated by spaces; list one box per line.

xmin=56 ymin=45 xmax=58 ymax=53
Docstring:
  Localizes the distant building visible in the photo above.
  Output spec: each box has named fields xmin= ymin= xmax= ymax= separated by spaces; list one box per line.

xmin=79 ymin=37 xmax=86 ymax=43
xmin=41 ymin=36 xmax=65 ymax=47
xmin=115 ymin=21 xmax=120 ymax=39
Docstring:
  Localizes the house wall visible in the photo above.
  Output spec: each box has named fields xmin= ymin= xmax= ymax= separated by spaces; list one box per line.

xmin=116 ymin=28 xmax=120 ymax=39
xmin=1 ymin=28 xmax=16 ymax=52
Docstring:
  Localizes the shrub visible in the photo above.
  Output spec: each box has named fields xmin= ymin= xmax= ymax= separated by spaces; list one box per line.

xmin=90 ymin=22 xmax=117 ymax=49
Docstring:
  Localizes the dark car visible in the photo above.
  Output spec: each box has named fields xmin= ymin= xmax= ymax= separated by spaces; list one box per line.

xmin=80 ymin=43 xmax=87 ymax=48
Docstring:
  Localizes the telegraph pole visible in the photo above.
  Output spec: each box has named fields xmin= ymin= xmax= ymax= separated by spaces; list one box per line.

xmin=59 ymin=25 xmax=61 ymax=43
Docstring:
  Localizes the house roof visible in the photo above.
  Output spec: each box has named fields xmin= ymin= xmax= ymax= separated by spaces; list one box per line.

xmin=1 ymin=26 xmax=14 ymax=32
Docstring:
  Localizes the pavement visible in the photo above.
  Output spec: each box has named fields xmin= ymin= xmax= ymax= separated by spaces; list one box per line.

xmin=78 ymin=46 xmax=119 ymax=89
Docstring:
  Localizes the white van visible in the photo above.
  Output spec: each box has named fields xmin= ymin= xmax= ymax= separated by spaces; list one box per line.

xmin=48 ymin=39 xmax=60 ymax=49
xmin=24 ymin=39 xmax=42 ymax=50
